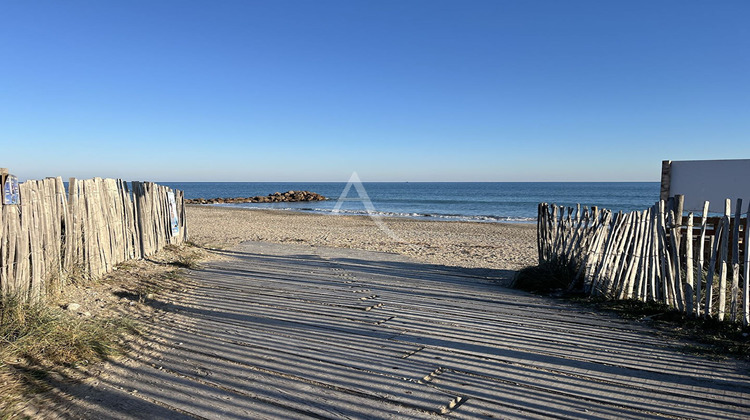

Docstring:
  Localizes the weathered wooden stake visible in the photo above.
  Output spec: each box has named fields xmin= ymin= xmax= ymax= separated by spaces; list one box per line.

xmin=730 ymin=199 xmax=742 ymax=322
xmin=667 ymin=210 xmax=684 ymax=311
xmin=674 ymin=194 xmax=684 ymax=252
xmin=717 ymin=200 xmax=731 ymax=321
xmin=650 ymin=203 xmax=660 ymax=301
xmin=659 ymin=160 xmax=671 ymax=202
xmin=744 ymin=201 xmax=750 ymax=326
xmin=685 ymin=212 xmax=694 ymax=315
xmin=696 ymin=201 xmax=709 ymax=317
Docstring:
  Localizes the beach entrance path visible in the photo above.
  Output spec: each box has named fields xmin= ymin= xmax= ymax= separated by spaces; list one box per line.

xmin=49 ymin=241 xmax=750 ymax=419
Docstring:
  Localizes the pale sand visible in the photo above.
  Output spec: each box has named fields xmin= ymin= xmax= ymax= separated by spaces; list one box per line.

xmin=186 ymin=205 xmax=537 ymax=271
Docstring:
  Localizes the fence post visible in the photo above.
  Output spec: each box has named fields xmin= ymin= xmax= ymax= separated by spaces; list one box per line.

xmin=657 ymin=201 xmax=674 ymax=306
xmin=730 ymin=199 xmax=742 ymax=322
xmin=660 ymin=160 xmax=671 ymax=202
xmin=668 ymin=210 xmax=685 ymax=312
xmin=744 ymin=201 xmax=750 ymax=326
xmin=685 ymin=213 xmax=694 ymax=315
xmin=674 ymin=194 xmax=684 ymax=252
xmin=0 ymin=173 xmax=5 ymax=292
xmin=717 ymin=200 xmax=731 ymax=321
xmin=0 ymin=168 xmax=8 ymax=204
xmin=696 ymin=201 xmax=709 ymax=317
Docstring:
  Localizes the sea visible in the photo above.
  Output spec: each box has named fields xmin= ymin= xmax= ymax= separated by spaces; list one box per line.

xmin=161 ymin=182 xmax=660 ymax=224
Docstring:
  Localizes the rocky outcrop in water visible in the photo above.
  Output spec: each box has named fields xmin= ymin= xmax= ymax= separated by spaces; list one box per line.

xmin=186 ymin=190 xmax=327 ymax=204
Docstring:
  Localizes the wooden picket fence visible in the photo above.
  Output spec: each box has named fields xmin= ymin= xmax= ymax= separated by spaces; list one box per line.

xmin=538 ymin=196 xmax=749 ymax=325
xmin=0 ymin=173 xmax=187 ymax=302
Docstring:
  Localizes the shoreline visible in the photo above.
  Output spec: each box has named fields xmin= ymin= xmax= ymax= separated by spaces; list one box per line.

xmin=201 ymin=203 xmax=538 ymax=224
xmin=186 ymin=205 xmax=537 ymax=271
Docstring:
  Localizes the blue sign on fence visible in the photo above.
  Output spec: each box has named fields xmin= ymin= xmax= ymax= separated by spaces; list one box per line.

xmin=167 ymin=191 xmax=179 ymax=236
xmin=3 ymin=175 xmax=19 ymax=205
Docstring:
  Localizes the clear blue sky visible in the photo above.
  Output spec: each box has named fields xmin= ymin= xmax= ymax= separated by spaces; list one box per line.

xmin=1 ymin=0 xmax=748 ymax=182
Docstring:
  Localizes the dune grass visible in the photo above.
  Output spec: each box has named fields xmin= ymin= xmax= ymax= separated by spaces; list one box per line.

xmin=0 ymin=294 xmax=138 ymax=417
xmin=164 ymin=243 xmax=204 ymax=270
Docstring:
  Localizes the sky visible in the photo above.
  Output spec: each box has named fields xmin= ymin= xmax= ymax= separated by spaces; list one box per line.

xmin=1 ymin=0 xmax=748 ymax=182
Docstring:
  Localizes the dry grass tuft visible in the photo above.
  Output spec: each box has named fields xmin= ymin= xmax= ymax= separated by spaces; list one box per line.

xmin=0 ymin=295 xmax=137 ymax=417
xmin=161 ymin=244 xmax=205 ymax=270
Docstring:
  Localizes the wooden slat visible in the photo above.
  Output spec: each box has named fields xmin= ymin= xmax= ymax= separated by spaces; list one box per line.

xmin=537 ymin=203 xmax=544 ymax=264
xmin=745 ymin=201 xmax=750 ymax=326
xmin=730 ymin=199 xmax=742 ymax=322
xmin=717 ymin=200 xmax=731 ymax=321
xmin=0 ymin=186 xmax=5 ymax=292
xmin=16 ymin=182 xmax=31 ymax=298
xmin=668 ymin=210 xmax=685 ymax=312
xmin=637 ymin=206 xmax=651 ymax=300
xmin=657 ymin=201 xmax=672 ymax=305
xmin=610 ymin=212 xmax=636 ymax=297
xmin=582 ymin=211 xmax=610 ymax=289
xmin=660 ymin=160 xmax=671 ymax=202
xmin=685 ymin=212 xmax=694 ymax=315
xmin=705 ymin=219 xmax=722 ymax=318
xmin=177 ymin=189 xmax=187 ymax=243
xmin=27 ymin=182 xmax=43 ymax=301
xmin=674 ymin=194 xmax=684 ymax=251
xmin=696 ymin=201 xmax=710 ymax=317
xmin=590 ymin=212 xmax=623 ymax=295
xmin=4 ymin=205 xmax=21 ymax=295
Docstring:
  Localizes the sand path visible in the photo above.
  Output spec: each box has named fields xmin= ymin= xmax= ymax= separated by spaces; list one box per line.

xmin=36 ymin=241 xmax=750 ymax=419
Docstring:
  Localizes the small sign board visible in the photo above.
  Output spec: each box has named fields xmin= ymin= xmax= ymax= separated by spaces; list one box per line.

xmin=167 ymin=191 xmax=180 ymax=236
xmin=3 ymin=175 xmax=20 ymax=205
xmin=663 ymin=159 xmax=750 ymax=213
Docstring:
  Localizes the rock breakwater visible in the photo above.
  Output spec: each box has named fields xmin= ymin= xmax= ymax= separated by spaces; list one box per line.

xmin=186 ymin=190 xmax=327 ymax=204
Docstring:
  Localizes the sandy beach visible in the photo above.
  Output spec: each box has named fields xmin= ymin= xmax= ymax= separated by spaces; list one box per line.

xmin=186 ymin=205 xmax=537 ymax=271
